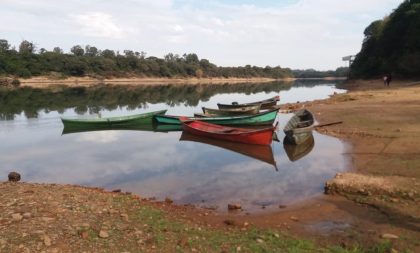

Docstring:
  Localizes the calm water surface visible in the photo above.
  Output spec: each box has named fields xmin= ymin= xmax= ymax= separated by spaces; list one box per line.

xmin=0 ymin=80 xmax=348 ymax=213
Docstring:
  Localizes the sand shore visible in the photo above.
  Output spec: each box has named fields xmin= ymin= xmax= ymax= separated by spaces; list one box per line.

xmin=15 ymin=76 xmax=289 ymax=88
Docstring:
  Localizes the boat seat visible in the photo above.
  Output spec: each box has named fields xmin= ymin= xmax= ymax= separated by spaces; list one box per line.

xmin=297 ymin=120 xmax=312 ymax=128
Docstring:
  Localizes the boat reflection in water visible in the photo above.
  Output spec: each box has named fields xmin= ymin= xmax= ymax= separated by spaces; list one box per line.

xmin=180 ymin=132 xmax=278 ymax=170
xmin=62 ymin=123 xmax=182 ymax=135
xmin=283 ymin=132 xmax=315 ymax=162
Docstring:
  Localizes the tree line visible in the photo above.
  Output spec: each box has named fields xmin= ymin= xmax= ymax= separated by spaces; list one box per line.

xmin=0 ymin=39 xmax=350 ymax=80
xmin=292 ymin=68 xmax=349 ymax=78
xmin=350 ymin=0 xmax=420 ymax=78
xmin=0 ymin=39 xmax=293 ymax=79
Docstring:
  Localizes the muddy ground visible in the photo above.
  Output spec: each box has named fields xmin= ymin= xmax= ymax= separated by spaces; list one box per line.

xmin=1 ymin=79 xmax=419 ymax=252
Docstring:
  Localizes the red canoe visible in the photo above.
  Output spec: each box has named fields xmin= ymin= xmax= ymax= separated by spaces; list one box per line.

xmin=181 ymin=119 xmax=277 ymax=145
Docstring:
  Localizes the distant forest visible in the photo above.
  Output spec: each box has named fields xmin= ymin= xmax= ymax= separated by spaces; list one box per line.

xmin=351 ymin=0 xmax=420 ymax=78
xmin=0 ymin=39 xmax=348 ymax=80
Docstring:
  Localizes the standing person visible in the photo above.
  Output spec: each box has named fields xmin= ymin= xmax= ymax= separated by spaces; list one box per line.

xmin=383 ymin=75 xmax=388 ymax=86
xmin=386 ymin=73 xmax=392 ymax=86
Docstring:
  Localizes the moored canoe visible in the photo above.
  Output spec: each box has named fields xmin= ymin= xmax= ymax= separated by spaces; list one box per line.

xmin=181 ymin=119 xmax=277 ymax=145
xmin=202 ymin=104 xmax=261 ymax=116
xmin=154 ymin=109 xmax=278 ymax=126
xmin=217 ymin=95 xmax=280 ymax=110
xmin=283 ymin=109 xmax=315 ymax=145
xmin=61 ymin=109 xmax=167 ymax=129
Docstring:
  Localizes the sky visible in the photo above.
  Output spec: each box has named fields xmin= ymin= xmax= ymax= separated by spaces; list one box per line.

xmin=0 ymin=0 xmax=403 ymax=70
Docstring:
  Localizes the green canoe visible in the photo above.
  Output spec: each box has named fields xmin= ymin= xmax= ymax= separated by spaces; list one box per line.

xmin=61 ymin=110 xmax=167 ymax=130
xmin=154 ymin=109 xmax=278 ymax=126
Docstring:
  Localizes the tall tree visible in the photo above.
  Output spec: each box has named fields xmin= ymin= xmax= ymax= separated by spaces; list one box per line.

xmin=53 ymin=47 xmax=63 ymax=54
xmin=0 ymin=39 xmax=10 ymax=52
xmin=70 ymin=45 xmax=84 ymax=56
xmin=101 ymin=49 xmax=115 ymax=58
xmin=19 ymin=40 xmax=35 ymax=54
xmin=85 ymin=45 xmax=99 ymax=57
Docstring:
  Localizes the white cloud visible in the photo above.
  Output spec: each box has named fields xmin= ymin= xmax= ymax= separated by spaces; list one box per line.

xmin=71 ymin=12 xmax=124 ymax=38
xmin=0 ymin=0 xmax=403 ymax=69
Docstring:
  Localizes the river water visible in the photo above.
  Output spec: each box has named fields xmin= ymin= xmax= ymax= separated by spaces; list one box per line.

xmin=0 ymin=80 xmax=348 ymax=213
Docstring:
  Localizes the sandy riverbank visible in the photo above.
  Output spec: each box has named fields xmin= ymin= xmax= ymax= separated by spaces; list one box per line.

xmin=1 ymin=79 xmax=420 ymax=252
xmin=14 ymin=76 xmax=290 ymax=88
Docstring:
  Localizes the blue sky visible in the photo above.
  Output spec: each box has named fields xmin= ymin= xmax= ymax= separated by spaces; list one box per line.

xmin=0 ymin=0 xmax=403 ymax=70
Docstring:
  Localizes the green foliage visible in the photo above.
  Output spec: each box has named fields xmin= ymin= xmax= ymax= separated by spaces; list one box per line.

xmin=293 ymin=67 xmax=349 ymax=78
xmin=16 ymin=68 xmax=32 ymax=78
xmin=0 ymin=39 xmax=293 ymax=79
xmin=351 ymin=0 xmax=420 ymax=78
xmin=70 ymin=45 xmax=84 ymax=56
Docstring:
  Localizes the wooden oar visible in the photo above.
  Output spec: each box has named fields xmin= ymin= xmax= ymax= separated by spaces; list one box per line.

xmin=314 ymin=121 xmax=343 ymax=128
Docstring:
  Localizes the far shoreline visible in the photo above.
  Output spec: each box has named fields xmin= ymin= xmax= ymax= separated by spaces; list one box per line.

xmin=1 ymin=75 xmax=347 ymax=89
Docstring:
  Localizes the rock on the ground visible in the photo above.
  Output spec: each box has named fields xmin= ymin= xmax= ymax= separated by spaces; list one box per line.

xmin=99 ymin=230 xmax=109 ymax=238
xmin=8 ymin=172 xmax=21 ymax=182
xmin=12 ymin=213 xmax=23 ymax=221
xmin=228 ymin=203 xmax=242 ymax=210
xmin=381 ymin=233 xmax=399 ymax=239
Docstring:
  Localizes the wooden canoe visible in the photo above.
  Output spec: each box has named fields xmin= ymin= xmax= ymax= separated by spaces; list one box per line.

xmin=61 ymin=110 xmax=167 ymax=130
xmin=180 ymin=132 xmax=277 ymax=169
xmin=181 ymin=119 xmax=277 ymax=145
xmin=217 ymin=95 xmax=280 ymax=110
xmin=201 ymin=104 xmax=261 ymax=116
xmin=154 ymin=109 xmax=278 ymax=126
xmin=283 ymin=109 xmax=315 ymax=145
xmin=283 ymin=132 xmax=314 ymax=161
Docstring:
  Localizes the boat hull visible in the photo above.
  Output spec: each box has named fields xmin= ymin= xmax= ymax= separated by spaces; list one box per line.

xmin=217 ymin=96 xmax=280 ymax=110
xmin=61 ymin=110 xmax=167 ymax=130
xmin=155 ymin=109 xmax=278 ymax=126
xmin=202 ymin=104 xmax=260 ymax=116
xmin=283 ymin=109 xmax=315 ymax=144
xmin=182 ymin=120 xmax=276 ymax=145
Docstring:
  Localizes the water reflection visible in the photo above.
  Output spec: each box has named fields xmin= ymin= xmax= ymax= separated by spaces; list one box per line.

xmin=283 ymin=132 xmax=315 ymax=162
xmin=0 ymin=80 xmax=345 ymax=120
xmin=0 ymin=80 xmax=348 ymax=213
xmin=180 ymin=132 xmax=278 ymax=170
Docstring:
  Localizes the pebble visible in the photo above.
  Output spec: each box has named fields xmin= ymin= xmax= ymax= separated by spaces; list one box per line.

xmin=99 ymin=230 xmax=109 ymax=238
xmin=290 ymin=216 xmax=299 ymax=222
xmin=12 ymin=213 xmax=23 ymax=221
xmin=120 ymin=213 xmax=129 ymax=221
xmin=256 ymin=238 xmax=264 ymax=243
xmin=43 ymin=235 xmax=52 ymax=246
xmin=42 ymin=217 xmax=55 ymax=222
xmin=23 ymin=212 xmax=32 ymax=219
xmin=228 ymin=203 xmax=242 ymax=210
xmin=80 ymin=231 xmax=89 ymax=239
xmin=381 ymin=233 xmax=399 ymax=239
xmin=223 ymin=219 xmax=236 ymax=226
